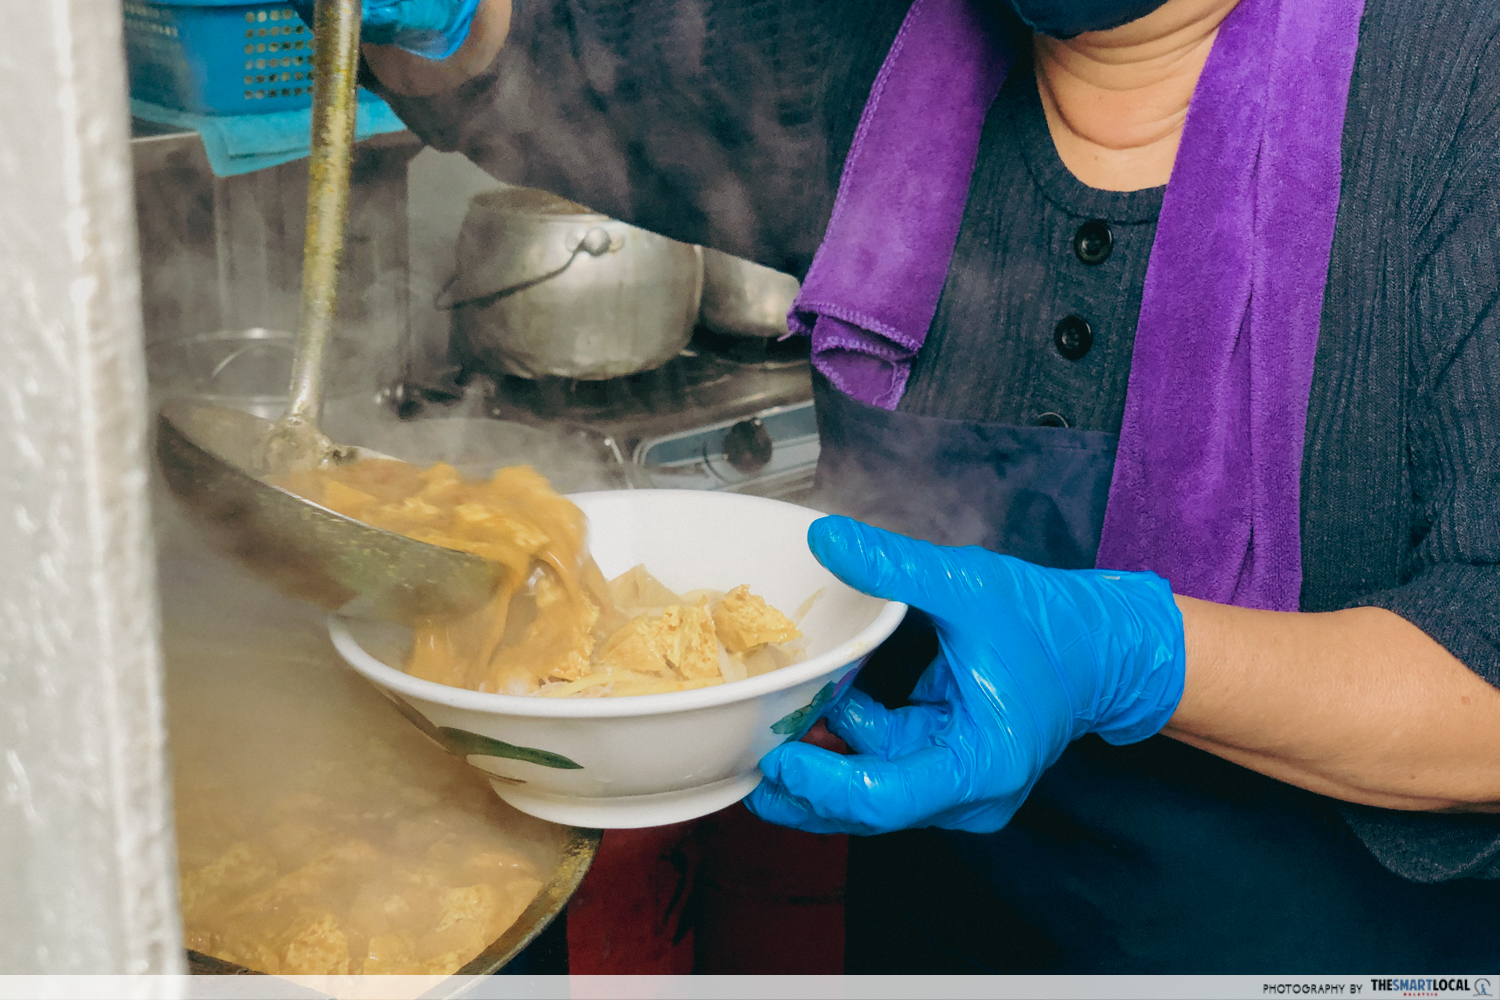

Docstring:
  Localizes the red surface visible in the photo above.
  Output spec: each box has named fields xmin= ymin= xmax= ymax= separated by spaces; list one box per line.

xmin=566 ymin=727 xmax=853 ymax=974
xmin=566 ymin=822 xmax=701 ymax=974
xmin=694 ymin=804 xmax=847 ymax=974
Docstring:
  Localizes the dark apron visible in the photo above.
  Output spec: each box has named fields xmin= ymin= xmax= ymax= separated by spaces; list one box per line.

xmin=814 ymin=373 xmax=1500 ymax=972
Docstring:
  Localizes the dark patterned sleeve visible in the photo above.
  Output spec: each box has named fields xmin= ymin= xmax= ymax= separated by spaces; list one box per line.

xmin=1339 ymin=22 xmax=1500 ymax=883
xmin=362 ymin=0 xmax=907 ymax=276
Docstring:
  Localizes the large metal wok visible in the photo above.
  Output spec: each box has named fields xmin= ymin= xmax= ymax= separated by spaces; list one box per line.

xmin=185 ymin=827 xmax=599 ymax=989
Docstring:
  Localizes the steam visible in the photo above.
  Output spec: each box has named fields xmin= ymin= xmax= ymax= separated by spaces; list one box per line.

xmin=385 ymin=0 xmax=835 ymax=276
xmin=139 ymin=0 xmax=856 ymax=555
xmin=138 ymin=142 xmax=412 ymax=423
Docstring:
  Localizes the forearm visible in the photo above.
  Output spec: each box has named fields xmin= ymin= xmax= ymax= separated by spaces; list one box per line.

xmin=1165 ymin=599 xmax=1500 ymax=812
xmin=363 ymin=0 xmax=511 ymax=96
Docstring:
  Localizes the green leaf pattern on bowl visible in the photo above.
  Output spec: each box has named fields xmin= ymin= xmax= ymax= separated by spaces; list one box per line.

xmin=771 ymin=681 xmax=837 ymax=742
xmin=379 ymin=689 xmax=582 ymax=769
xmin=437 ymin=727 xmax=583 ymax=770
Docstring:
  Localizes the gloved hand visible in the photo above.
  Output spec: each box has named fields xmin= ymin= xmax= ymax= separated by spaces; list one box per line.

xmin=290 ymin=0 xmax=483 ymax=61
xmin=745 ymin=516 xmax=1186 ymax=836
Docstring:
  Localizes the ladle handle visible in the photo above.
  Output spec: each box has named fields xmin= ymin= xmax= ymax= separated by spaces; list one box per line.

xmin=286 ymin=0 xmax=363 ymax=426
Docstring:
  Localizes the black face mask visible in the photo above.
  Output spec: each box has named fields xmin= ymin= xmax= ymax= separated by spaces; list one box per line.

xmin=1004 ymin=0 xmax=1172 ymax=37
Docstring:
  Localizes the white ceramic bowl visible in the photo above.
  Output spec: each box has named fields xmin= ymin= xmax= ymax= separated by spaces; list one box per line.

xmin=329 ymin=490 xmax=906 ymax=829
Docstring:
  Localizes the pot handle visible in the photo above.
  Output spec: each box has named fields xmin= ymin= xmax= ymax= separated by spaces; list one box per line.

xmin=434 ymin=227 xmax=615 ymax=311
xmin=205 ymin=338 xmax=295 ymax=387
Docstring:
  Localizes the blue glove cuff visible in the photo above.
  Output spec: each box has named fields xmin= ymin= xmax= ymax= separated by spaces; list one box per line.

xmin=388 ymin=0 xmax=482 ymax=61
xmin=1087 ymin=570 xmax=1187 ymax=746
xmin=290 ymin=0 xmax=482 ymax=62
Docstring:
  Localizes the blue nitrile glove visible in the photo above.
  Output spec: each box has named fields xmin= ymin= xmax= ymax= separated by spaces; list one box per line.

xmin=291 ymin=0 xmax=482 ymax=60
xmin=745 ymin=517 xmax=1187 ymax=836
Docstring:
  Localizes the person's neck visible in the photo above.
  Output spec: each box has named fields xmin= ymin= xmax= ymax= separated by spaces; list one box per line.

xmin=1033 ymin=0 xmax=1241 ymax=192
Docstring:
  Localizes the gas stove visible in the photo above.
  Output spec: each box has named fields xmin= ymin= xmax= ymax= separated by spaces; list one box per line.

xmin=405 ymin=327 xmax=821 ymax=504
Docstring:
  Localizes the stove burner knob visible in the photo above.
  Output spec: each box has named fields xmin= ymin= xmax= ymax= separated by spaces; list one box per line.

xmin=724 ymin=418 xmax=774 ymax=474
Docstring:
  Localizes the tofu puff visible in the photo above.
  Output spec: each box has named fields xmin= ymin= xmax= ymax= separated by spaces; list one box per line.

xmin=177 ymin=752 xmax=543 ymax=976
xmin=185 ymin=837 xmax=539 ymax=976
xmin=534 ymin=567 xmax=806 ymax=697
xmin=713 ymin=585 xmax=804 ymax=653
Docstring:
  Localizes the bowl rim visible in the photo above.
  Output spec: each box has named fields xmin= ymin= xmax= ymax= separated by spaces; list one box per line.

xmin=329 ymin=599 xmax=905 ymax=719
xmin=327 ymin=490 xmax=908 ymax=719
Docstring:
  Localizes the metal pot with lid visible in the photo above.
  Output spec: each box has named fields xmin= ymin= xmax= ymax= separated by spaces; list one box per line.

xmin=446 ymin=187 xmax=703 ymax=381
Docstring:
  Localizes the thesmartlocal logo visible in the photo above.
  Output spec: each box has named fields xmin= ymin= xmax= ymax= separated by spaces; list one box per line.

xmin=1368 ymin=979 xmax=1492 ymax=997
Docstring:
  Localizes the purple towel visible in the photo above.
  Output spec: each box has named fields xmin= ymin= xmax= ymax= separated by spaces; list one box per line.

xmin=792 ymin=0 xmax=1365 ymax=611
xmin=787 ymin=0 xmax=1012 ymax=410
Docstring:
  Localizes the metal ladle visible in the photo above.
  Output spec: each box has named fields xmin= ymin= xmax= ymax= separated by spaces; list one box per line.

xmin=156 ymin=0 xmax=502 ymax=625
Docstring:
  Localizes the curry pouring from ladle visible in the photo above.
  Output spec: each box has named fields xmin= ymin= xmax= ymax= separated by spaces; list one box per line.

xmin=156 ymin=0 xmax=503 ymax=626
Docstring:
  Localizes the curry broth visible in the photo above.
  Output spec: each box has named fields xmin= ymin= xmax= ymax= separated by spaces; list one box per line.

xmin=160 ymin=558 xmax=562 ymax=978
xmin=274 ymin=459 xmax=805 ymax=697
